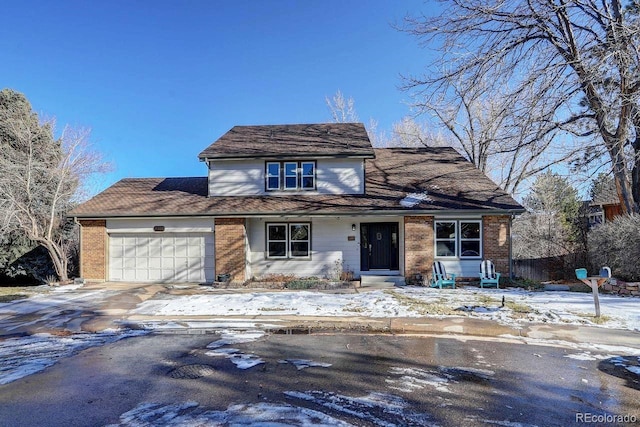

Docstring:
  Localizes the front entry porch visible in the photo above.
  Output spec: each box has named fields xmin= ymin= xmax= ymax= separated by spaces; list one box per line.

xmin=360 ymin=222 xmax=399 ymax=272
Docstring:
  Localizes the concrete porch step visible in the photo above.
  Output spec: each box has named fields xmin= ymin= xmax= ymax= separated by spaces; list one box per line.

xmin=360 ymin=275 xmax=405 ymax=288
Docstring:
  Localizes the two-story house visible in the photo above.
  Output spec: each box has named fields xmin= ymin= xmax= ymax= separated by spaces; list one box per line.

xmin=71 ymin=123 xmax=524 ymax=284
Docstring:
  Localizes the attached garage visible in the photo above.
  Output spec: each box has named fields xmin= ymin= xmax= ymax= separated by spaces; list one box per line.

xmin=109 ymin=233 xmax=214 ymax=282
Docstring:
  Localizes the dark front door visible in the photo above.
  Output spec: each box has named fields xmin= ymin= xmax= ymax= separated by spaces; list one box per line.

xmin=360 ymin=222 xmax=399 ymax=271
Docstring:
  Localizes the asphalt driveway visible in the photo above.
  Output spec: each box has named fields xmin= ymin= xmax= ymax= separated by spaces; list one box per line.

xmin=1 ymin=331 xmax=639 ymax=426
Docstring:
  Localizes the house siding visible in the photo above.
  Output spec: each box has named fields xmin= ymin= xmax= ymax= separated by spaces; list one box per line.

xmin=404 ymin=216 xmax=434 ymax=280
xmin=215 ymin=218 xmax=246 ymax=282
xmin=79 ymin=220 xmax=107 ymax=281
xmin=246 ymin=216 xmax=402 ymax=279
xmin=208 ymin=158 xmax=364 ymax=196
xmin=106 ymin=218 xmax=214 ymax=233
xmin=483 ymin=215 xmax=511 ymax=276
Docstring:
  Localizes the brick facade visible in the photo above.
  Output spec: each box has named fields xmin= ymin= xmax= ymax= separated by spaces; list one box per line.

xmin=215 ymin=218 xmax=247 ymax=282
xmin=79 ymin=220 xmax=107 ymax=281
xmin=482 ymin=215 xmax=511 ymax=276
xmin=404 ymin=216 xmax=434 ymax=280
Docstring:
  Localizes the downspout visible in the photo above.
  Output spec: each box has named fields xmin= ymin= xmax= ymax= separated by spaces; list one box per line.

xmin=73 ymin=217 xmax=82 ymax=279
xmin=509 ymin=214 xmax=514 ymax=280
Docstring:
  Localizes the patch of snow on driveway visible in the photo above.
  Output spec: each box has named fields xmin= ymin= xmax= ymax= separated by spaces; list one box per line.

xmin=279 ymin=359 xmax=333 ymax=370
xmin=0 ymin=330 xmax=146 ymax=385
xmin=285 ymin=390 xmax=435 ymax=426
xmin=107 ymin=400 xmax=353 ymax=427
xmin=204 ymin=329 xmax=266 ymax=370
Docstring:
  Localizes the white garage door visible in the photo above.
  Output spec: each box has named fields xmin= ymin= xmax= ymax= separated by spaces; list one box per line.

xmin=109 ymin=233 xmax=215 ymax=282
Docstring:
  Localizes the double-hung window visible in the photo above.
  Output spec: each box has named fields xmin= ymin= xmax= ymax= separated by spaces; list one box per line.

xmin=284 ymin=162 xmax=298 ymax=189
xmin=266 ymin=162 xmax=281 ymax=191
xmin=265 ymin=161 xmax=316 ymax=191
xmin=435 ymin=220 xmax=482 ymax=258
xmin=266 ymin=223 xmax=311 ymax=258
xmin=300 ymin=162 xmax=315 ymax=189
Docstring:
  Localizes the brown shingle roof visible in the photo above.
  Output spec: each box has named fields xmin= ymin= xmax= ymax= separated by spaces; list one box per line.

xmin=71 ymin=147 xmax=523 ymax=217
xmin=198 ymin=123 xmax=375 ymax=160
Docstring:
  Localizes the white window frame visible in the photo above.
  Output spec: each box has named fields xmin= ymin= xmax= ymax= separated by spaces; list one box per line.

xmin=434 ymin=220 xmax=482 ymax=259
xmin=266 ymin=162 xmax=281 ymax=191
xmin=284 ymin=162 xmax=299 ymax=190
xmin=265 ymin=161 xmax=316 ymax=191
xmin=288 ymin=223 xmax=310 ymax=258
xmin=266 ymin=222 xmax=311 ymax=259
xmin=459 ymin=220 xmax=482 ymax=259
xmin=301 ymin=161 xmax=316 ymax=190
xmin=435 ymin=221 xmax=457 ymax=259
xmin=266 ymin=223 xmax=288 ymax=259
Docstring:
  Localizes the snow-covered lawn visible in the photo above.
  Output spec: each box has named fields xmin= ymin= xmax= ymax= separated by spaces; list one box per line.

xmin=133 ymin=286 xmax=640 ymax=331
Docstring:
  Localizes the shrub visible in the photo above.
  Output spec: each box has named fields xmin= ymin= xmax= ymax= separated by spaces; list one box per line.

xmin=285 ymin=279 xmax=323 ymax=290
xmin=588 ymin=214 xmax=640 ymax=281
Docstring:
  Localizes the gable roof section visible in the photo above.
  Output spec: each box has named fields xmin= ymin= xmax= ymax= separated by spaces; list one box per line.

xmin=72 ymin=147 xmax=523 ymax=218
xmin=198 ymin=123 xmax=374 ymax=160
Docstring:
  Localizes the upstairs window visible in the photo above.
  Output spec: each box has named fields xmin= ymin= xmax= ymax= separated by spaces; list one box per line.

xmin=435 ymin=220 xmax=482 ymax=259
xmin=301 ymin=162 xmax=315 ymax=189
xmin=266 ymin=162 xmax=281 ymax=190
xmin=265 ymin=161 xmax=316 ymax=191
xmin=284 ymin=162 xmax=298 ymax=189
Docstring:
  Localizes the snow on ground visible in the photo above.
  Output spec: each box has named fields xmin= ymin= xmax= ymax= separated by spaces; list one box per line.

xmin=385 ymin=365 xmax=495 ymax=395
xmin=107 ymin=400 xmax=354 ymax=427
xmin=201 ymin=329 xmax=334 ymax=371
xmin=204 ymin=330 xmax=266 ymax=370
xmin=133 ymin=287 xmax=640 ymax=331
xmin=386 ymin=367 xmax=452 ymax=393
xmin=279 ymin=359 xmax=333 ymax=370
xmin=563 ymin=351 xmax=613 ymax=361
xmin=284 ymin=390 xmax=435 ymax=426
xmin=610 ymin=356 xmax=640 ymax=376
xmin=499 ymin=334 xmax=640 ymax=356
xmin=0 ymin=330 xmax=146 ymax=385
xmin=108 ymin=391 xmax=438 ymax=426
xmin=0 ymin=288 xmax=114 ymax=332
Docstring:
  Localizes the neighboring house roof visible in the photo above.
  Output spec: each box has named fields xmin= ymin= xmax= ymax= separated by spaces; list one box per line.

xmin=71 ymin=147 xmax=524 ymax=218
xmin=591 ymin=192 xmax=620 ymax=207
xmin=198 ymin=123 xmax=375 ymax=160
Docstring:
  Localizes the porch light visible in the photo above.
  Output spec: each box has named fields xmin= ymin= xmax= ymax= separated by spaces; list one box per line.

xmin=351 ymin=224 xmax=356 ymax=231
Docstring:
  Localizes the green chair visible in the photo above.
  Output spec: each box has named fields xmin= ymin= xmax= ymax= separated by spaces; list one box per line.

xmin=479 ymin=260 xmax=500 ymax=288
xmin=430 ymin=261 xmax=456 ymax=289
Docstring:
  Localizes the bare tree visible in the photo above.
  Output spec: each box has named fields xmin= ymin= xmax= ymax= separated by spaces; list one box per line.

xmin=401 ymin=0 xmax=640 ymax=212
xmin=513 ymin=172 xmax=582 ymax=259
xmin=0 ymin=89 xmax=108 ymax=282
xmin=382 ymin=116 xmax=432 ymax=147
xmin=422 ymin=77 xmax=581 ymax=195
xmin=325 ymin=90 xmax=359 ymax=123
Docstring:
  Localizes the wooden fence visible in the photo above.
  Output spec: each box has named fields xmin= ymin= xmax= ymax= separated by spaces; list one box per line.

xmin=514 ymin=252 xmax=588 ymax=282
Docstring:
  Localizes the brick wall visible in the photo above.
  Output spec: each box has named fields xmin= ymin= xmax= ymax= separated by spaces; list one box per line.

xmin=215 ymin=218 xmax=246 ymax=282
xmin=404 ymin=216 xmax=434 ymax=280
xmin=79 ymin=220 xmax=107 ymax=281
xmin=483 ymin=215 xmax=511 ymax=276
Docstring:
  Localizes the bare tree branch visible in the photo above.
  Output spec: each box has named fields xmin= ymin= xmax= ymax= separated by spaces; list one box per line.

xmin=400 ymin=0 xmax=640 ymax=212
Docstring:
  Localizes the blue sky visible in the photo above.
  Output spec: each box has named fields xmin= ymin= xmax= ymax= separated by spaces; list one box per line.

xmin=1 ymin=0 xmax=434 ymax=192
